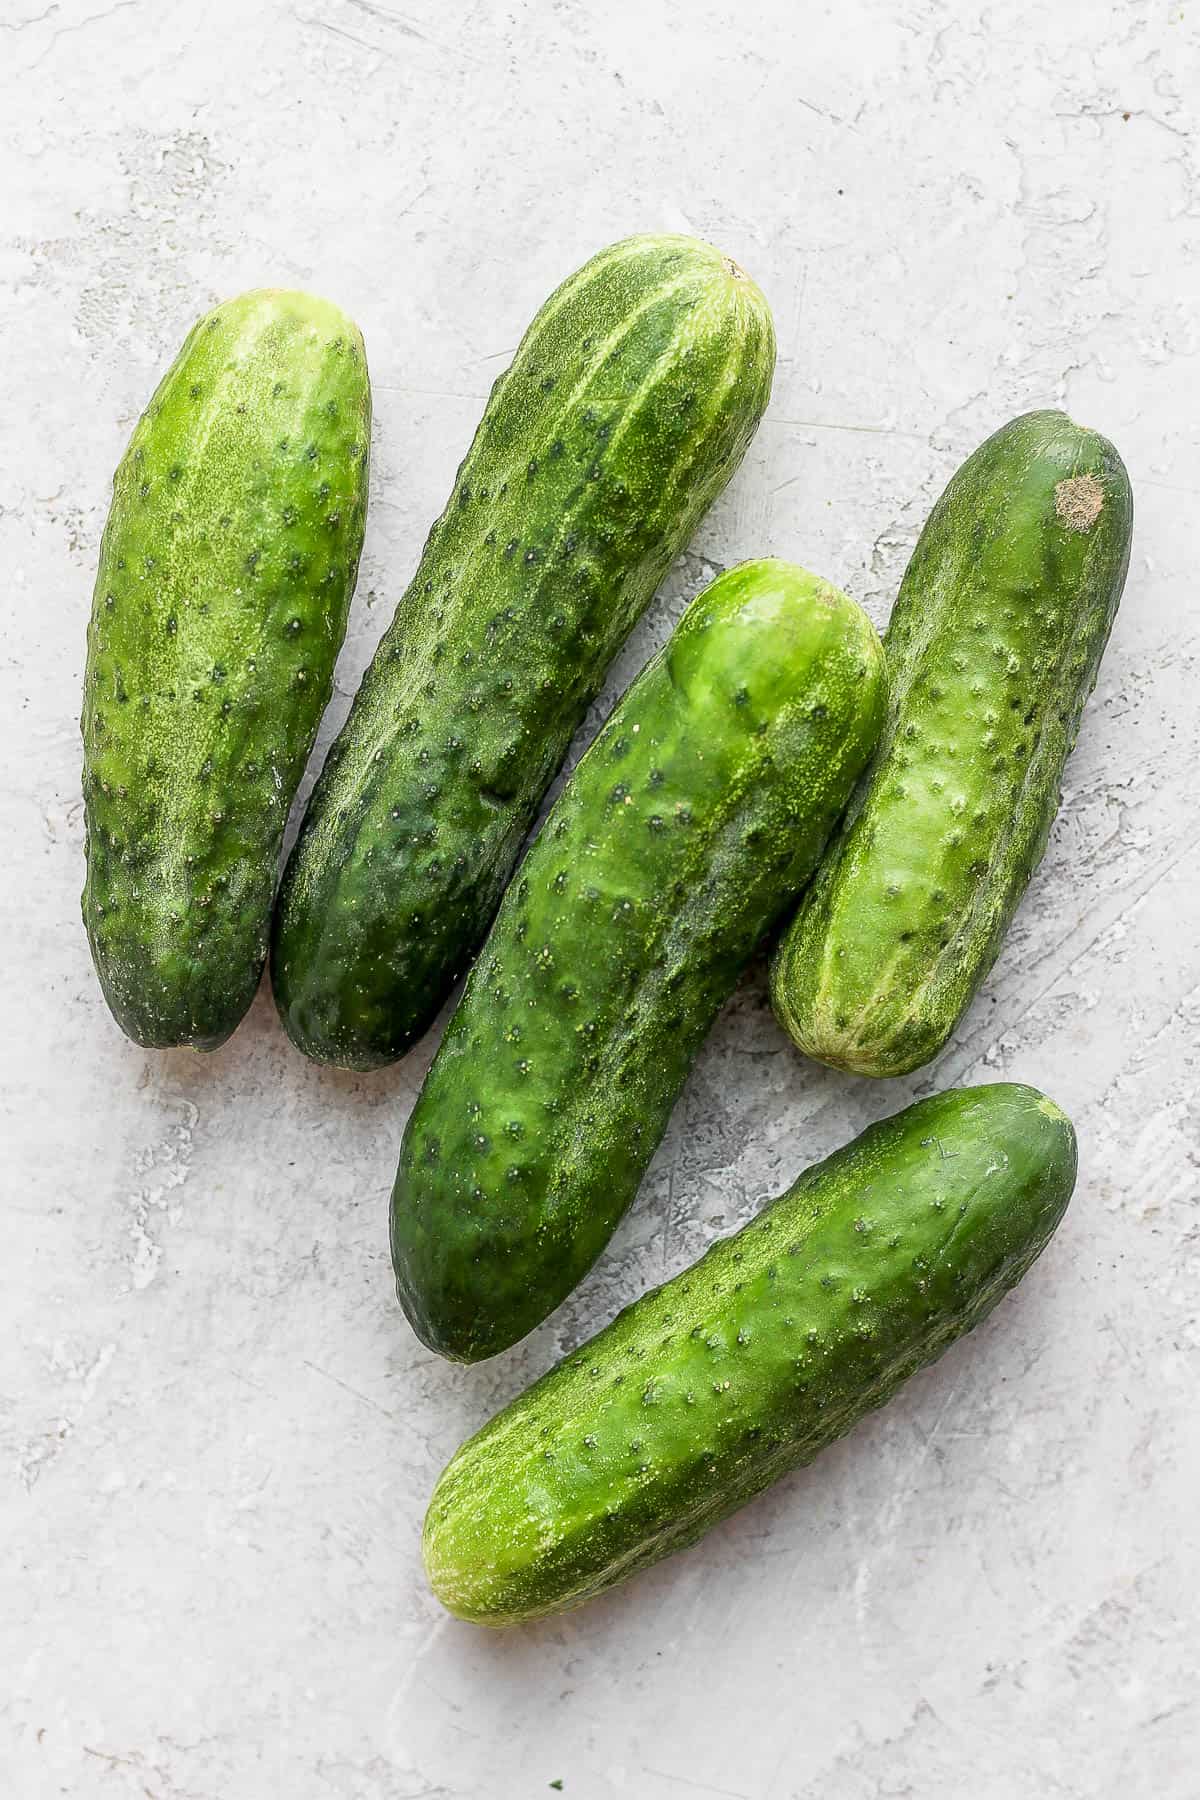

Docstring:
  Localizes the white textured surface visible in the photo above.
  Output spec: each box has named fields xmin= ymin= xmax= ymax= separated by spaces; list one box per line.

xmin=2 ymin=1 xmax=1198 ymax=1793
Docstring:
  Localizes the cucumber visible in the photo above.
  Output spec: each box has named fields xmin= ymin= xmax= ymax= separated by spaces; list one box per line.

xmin=81 ymin=289 xmax=371 ymax=1050
xmin=423 ymin=1082 xmax=1076 ymax=1626
xmin=271 ymin=235 xmax=776 ymax=1071
xmin=771 ymin=410 xmax=1133 ymax=1078
xmin=392 ymin=560 xmax=886 ymax=1363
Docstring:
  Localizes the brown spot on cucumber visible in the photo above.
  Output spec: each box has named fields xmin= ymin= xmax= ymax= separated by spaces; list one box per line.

xmin=1054 ymin=474 xmax=1104 ymax=532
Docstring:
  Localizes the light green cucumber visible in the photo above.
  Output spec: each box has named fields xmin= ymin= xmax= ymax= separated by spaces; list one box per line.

xmin=423 ymin=1082 xmax=1076 ymax=1626
xmin=771 ymin=409 xmax=1133 ymax=1077
xmin=81 ymin=289 xmax=370 ymax=1049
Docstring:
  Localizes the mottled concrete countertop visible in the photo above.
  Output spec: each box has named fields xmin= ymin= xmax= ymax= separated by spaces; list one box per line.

xmin=2 ymin=2 xmax=1197 ymax=1795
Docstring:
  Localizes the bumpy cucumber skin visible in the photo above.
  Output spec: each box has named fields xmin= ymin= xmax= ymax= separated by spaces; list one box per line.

xmin=272 ymin=235 xmax=776 ymax=1071
xmin=82 ymin=290 xmax=370 ymax=1049
xmin=770 ymin=410 xmax=1132 ymax=1078
xmin=392 ymin=561 xmax=886 ymax=1363
xmin=423 ymin=1083 xmax=1076 ymax=1626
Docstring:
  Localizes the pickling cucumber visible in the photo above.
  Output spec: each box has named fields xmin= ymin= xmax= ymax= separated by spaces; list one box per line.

xmin=423 ymin=1082 xmax=1076 ymax=1625
xmin=81 ymin=290 xmax=371 ymax=1049
xmin=272 ymin=234 xmax=776 ymax=1071
xmin=771 ymin=410 xmax=1133 ymax=1077
xmin=392 ymin=560 xmax=886 ymax=1362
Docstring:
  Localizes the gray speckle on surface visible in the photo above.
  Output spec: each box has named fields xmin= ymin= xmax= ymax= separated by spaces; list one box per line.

xmin=2 ymin=1 xmax=1198 ymax=1795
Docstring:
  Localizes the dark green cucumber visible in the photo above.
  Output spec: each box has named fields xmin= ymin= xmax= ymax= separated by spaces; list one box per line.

xmin=271 ymin=234 xmax=776 ymax=1071
xmin=392 ymin=560 xmax=886 ymax=1362
xmin=82 ymin=289 xmax=370 ymax=1049
xmin=771 ymin=410 xmax=1133 ymax=1077
xmin=423 ymin=1082 xmax=1076 ymax=1626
